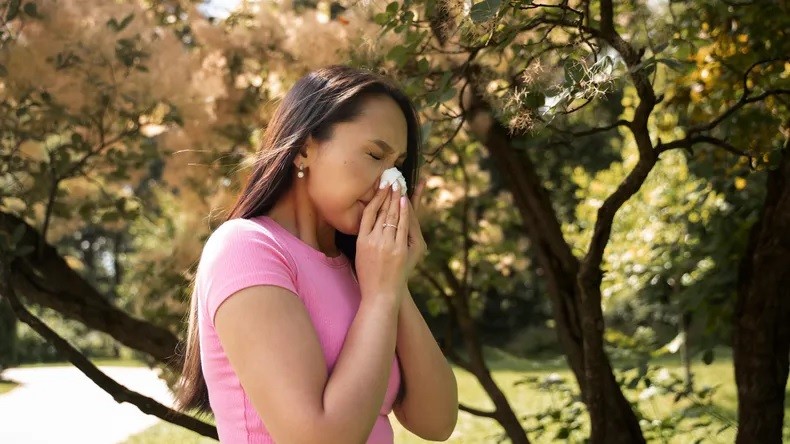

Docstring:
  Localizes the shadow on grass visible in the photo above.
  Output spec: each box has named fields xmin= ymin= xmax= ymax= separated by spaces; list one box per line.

xmin=0 ymin=377 xmax=20 ymax=395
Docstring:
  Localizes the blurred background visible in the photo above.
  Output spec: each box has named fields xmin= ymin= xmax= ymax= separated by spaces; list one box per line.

xmin=0 ymin=0 xmax=788 ymax=442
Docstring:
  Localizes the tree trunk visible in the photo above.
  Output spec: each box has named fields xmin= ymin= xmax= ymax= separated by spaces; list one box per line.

xmin=462 ymin=81 xmax=646 ymax=443
xmin=0 ymin=295 xmax=17 ymax=369
xmin=734 ymin=146 xmax=790 ymax=444
xmin=680 ymin=312 xmax=693 ymax=393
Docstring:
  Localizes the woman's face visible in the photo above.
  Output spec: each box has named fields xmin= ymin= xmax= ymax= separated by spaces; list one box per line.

xmin=304 ymin=94 xmax=409 ymax=235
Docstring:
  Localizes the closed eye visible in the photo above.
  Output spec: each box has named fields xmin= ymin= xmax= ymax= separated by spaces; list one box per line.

xmin=369 ymin=152 xmax=405 ymax=169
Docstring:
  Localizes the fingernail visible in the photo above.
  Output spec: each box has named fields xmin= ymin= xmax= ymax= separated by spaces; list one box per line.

xmin=400 ymin=196 xmax=407 ymax=207
xmin=379 ymin=180 xmax=387 ymax=189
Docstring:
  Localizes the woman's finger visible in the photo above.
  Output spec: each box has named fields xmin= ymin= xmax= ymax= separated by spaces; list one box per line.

xmin=373 ymin=188 xmax=393 ymax=234
xmin=383 ymin=184 xmax=401 ymax=237
xmin=360 ymin=185 xmax=390 ymax=235
xmin=396 ymin=195 xmax=409 ymax=246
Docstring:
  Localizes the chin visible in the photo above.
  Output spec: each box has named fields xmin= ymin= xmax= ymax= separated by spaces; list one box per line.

xmin=334 ymin=213 xmax=362 ymax=236
xmin=335 ymin=223 xmax=359 ymax=236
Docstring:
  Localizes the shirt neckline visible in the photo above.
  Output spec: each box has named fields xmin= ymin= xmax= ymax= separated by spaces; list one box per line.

xmin=253 ymin=215 xmax=350 ymax=268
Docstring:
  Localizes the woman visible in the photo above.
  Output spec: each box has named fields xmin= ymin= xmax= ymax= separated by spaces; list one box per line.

xmin=176 ymin=65 xmax=458 ymax=443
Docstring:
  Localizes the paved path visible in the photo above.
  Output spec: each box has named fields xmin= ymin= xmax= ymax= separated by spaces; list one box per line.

xmin=0 ymin=366 xmax=174 ymax=444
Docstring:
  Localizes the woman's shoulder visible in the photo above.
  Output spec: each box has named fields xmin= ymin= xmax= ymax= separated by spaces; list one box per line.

xmin=206 ymin=216 xmax=279 ymax=243
xmin=201 ymin=217 xmax=292 ymax=265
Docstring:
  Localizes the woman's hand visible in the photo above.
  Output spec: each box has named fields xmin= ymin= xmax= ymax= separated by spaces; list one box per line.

xmin=404 ymin=179 xmax=428 ymax=278
xmin=355 ymin=182 xmax=410 ymax=304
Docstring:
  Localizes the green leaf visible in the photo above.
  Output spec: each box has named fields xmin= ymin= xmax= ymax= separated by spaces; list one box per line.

xmin=101 ymin=211 xmax=121 ymax=223
xmin=14 ymin=245 xmax=35 ymax=257
xmin=421 ymin=120 xmax=433 ymax=145
xmin=5 ymin=0 xmax=20 ymax=22
xmin=386 ymin=45 xmax=409 ymax=66
xmin=469 ymin=0 xmax=501 ymax=23
xmin=11 ymin=224 xmax=26 ymax=244
xmin=653 ymin=41 xmax=669 ymax=54
xmin=656 ymin=58 xmax=687 ymax=72
xmin=524 ymin=91 xmax=544 ymax=109
xmin=118 ymin=13 xmax=134 ymax=31
xmin=22 ymin=2 xmax=38 ymax=18
xmin=78 ymin=204 xmax=95 ymax=220
xmin=438 ymin=86 xmax=456 ymax=103
xmin=386 ymin=1 xmax=399 ymax=14
xmin=416 ymin=57 xmax=429 ymax=73
xmin=373 ymin=12 xmax=389 ymax=25
xmin=564 ymin=60 xmax=586 ymax=86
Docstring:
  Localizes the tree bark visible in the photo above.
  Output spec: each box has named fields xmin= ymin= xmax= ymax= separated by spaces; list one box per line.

xmin=734 ymin=145 xmax=790 ymax=444
xmin=0 ymin=212 xmax=182 ymax=371
xmin=462 ymin=80 xmax=646 ymax=444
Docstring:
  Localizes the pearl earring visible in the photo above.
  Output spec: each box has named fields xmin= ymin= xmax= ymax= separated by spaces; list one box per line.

xmin=297 ymin=163 xmax=305 ymax=178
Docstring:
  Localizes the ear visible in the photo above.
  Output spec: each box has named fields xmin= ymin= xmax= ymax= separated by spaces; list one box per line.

xmin=293 ymin=135 xmax=318 ymax=169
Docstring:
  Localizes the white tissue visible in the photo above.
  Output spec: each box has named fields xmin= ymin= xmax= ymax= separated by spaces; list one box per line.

xmin=379 ymin=167 xmax=407 ymax=196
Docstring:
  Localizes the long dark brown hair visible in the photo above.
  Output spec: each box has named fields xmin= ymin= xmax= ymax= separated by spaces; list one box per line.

xmin=175 ymin=65 xmax=423 ymax=413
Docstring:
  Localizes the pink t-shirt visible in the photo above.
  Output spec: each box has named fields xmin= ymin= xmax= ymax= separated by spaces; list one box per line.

xmin=195 ymin=215 xmax=402 ymax=443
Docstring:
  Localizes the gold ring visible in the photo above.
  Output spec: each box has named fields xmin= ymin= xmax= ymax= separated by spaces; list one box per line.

xmin=382 ymin=223 xmax=397 ymax=229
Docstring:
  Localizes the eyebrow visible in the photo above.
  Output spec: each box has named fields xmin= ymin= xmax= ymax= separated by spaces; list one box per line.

xmin=370 ymin=139 xmax=407 ymax=161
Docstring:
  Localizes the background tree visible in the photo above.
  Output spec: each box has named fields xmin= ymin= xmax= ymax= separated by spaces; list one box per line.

xmin=363 ymin=0 xmax=788 ymax=442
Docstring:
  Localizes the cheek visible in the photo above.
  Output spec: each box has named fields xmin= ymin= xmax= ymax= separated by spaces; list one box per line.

xmin=312 ymin=160 xmax=370 ymax=203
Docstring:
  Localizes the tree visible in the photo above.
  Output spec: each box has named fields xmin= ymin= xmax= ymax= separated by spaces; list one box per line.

xmin=364 ymin=0 xmax=789 ymax=442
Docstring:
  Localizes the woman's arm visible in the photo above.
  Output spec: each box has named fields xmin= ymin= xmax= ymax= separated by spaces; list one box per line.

xmin=215 ymin=285 xmax=401 ymax=444
xmin=393 ymin=287 xmax=459 ymax=440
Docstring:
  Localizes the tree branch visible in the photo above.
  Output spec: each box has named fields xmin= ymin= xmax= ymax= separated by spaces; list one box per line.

xmin=0 ymin=212 xmax=183 ymax=371
xmin=459 ymin=403 xmax=498 ymax=419
xmin=548 ymin=119 xmax=630 ymax=138
xmin=416 ymin=267 xmax=474 ymax=372
xmin=0 ymin=264 xmax=218 ymax=440
xmin=600 ymin=0 xmax=614 ymax=35
xmin=688 ymin=88 xmax=790 ymax=136
xmin=656 ymin=134 xmax=749 ymax=157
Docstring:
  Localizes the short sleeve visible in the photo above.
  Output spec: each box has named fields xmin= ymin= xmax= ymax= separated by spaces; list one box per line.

xmin=197 ymin=218 xmax=298 ymax=326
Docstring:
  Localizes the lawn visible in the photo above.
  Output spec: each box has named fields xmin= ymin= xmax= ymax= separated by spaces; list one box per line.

xmin=124 ymin=349 xmax=789 ymax=443
xmin=0 ymin=379 xmax=18 ymax=395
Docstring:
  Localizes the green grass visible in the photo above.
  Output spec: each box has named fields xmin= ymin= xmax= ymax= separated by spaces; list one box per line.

xmin=0 ymin=379 xmax=19 ymax=395
xmin=124 ymin=350 xmax=789 ymax=443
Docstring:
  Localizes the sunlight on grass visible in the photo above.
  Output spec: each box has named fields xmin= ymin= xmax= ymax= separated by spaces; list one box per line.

xmin=0 ymin=379 xmax=19 ymax=395
xmin=124 ymin=350 xmax=790 ymax=443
